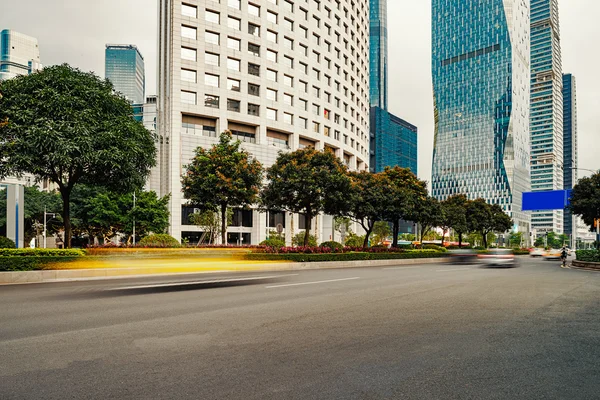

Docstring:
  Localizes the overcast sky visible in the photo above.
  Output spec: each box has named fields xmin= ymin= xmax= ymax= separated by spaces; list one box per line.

xmin=1 ymin=1 xmax=598 ymax=182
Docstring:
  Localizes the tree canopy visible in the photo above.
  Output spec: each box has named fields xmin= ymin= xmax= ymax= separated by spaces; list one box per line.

xmin=441 ymin=194 xmax=470 ymax=246
xmin=261 ymin=148 xmax=351 ymax=246
xmin=182 ymin=132 xmax=263 ymax=245
xmin=569 ymin=172 xmax=600 ymax=234
xmin=467 ymin=199 xmax=513 ymax=248
xmin=0 ymin=64 xmax=157 ymax=247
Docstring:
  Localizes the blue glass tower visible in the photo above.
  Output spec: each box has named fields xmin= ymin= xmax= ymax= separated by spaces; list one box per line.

xmin=369 ymin=0 xmax=387 ymax=110
xmin=562 ymin=73 xmax=577 ymax=239
xmin=370 ymin=107 xmax=417 ymax=173
xmin=105 ymin=44 xmax=145 ymax=105
xmin=431 ymin=0 xmax=531 ymax=233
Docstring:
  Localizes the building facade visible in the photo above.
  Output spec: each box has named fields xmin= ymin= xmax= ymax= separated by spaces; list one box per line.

xmin=0 ymin=29 xmax=41 ymax=81
xmin=369 ymin=107 xmax=417 ymax=173
xmin=530 ymin=0 xmax=564 ymax=236
xmin=105 ymin=44 xmax=146 ymax=105
xmin=431 ymin=0 xmax=531 ymax=235
xmin=562 ymin=73 xmax=577 ymax=242
xmin=369 ymin=0 xmax=387 ymax=110
xmin=157 ymin=0 xmax=371 ymax=244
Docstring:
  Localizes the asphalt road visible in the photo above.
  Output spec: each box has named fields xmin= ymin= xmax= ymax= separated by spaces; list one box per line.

xmin=1 ymin=257 xmax=599 ymax=399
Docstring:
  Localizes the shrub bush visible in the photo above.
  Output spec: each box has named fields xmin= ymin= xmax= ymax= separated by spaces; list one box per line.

xmin=0 ymin=249 xmax=85 ymax=257
xmin=319 ymin=241 xmax=344 ymax=252
xmin=474 ymin=246 xmax=486 ymax=250
xmin=291 ymin=232 xmax=318 ymax=247
xmin=245 ymin=250 xmax=447 ymax=262
xmin=260 ymin=238 xmax=286 ymax=248
xmin=423 ymin=244 xmax=447 ymax=252
xmin=0 ymin=236 xmax=16 ymax=249
xmin=576 ymin=250 xmax=600 ymax=263
xmin=512 ymin=248 xmax=530 ymax=256
xmin=138 ymin=234 xmax=181 ymax=248
xmin=0 ymin=256 xmax=81 ymax=271
xmin=344 ymin=234 xmax=365 ymax=248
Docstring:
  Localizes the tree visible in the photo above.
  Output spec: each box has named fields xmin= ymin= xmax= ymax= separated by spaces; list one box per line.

xmin=509 ymin=232 xmax=523 ymax=248
xmin=261 ymin=148 xmax=351 ymax=247
xmin=569 ymin=172 xmax=600 ymax=248
xmin=372 ymin=221 xmax=392 ymax=245
xmin=344 ymin=171 xmax=388 ymax=247
xmin=0 ymin=64 xmax=157 ymax=247
xmin=441 ymin=195 xmax=470 ymax=247
xmin=467 ymin=199 xmax=512 ymax=248
xmin=381 ymin=167 xmax=428 ymax=247
xmin=188 ymin=209 xmax=232 ymax=245
xmin=182 ymin=132 xmax=263 ymax=245
xmin=412 ymin=196 xmax=443 ymax=243
xmin=333 ymin=217 xmax=352 ymax=243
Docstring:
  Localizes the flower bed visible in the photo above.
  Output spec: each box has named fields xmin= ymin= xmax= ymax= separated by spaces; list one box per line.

xmin=245 ymin=250 xmax=446 ymax=262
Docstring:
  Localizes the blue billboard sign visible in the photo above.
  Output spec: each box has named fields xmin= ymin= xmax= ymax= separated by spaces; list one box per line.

xmin=521 ymin=190 xmax=572 ymax=211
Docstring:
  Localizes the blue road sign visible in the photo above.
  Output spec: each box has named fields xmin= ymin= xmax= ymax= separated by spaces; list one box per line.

xmin=522 ymin=190 xmax=572 ymax=211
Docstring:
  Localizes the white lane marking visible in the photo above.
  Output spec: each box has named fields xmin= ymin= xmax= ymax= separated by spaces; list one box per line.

xmin=109 ymin=274 xmax=299 ymax=290
xmin=436 ymin=268 xmax=470 ymax=272
xmin=266 ymin=277 xmax=360 ymax=289
xmin=383 ymin=266 xmax=424 ymax=270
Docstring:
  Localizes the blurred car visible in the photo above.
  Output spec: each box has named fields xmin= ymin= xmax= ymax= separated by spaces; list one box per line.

xmin=530 ymin=248 xmax=545 ymax=257
xmin=449 ymin=249 xmax=478 ymax=264
xmin=543 ymin=249 xmax=562 ymax=260
xmin=478 ymin=249 xmax=518 ymax=267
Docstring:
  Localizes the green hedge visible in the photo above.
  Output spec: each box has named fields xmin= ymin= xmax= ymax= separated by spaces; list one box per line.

xmin=245 ymin=250 xmax=447 ymax=263
xmin=0 ymin=236 xmax=16 ymax=249
xmin=0 ymin=249 xmax=85 ymax=257
xmin=0 ymin=256 xmax=81 ymax=271
xmin=576 ymin=250 xmax=600 ymax=263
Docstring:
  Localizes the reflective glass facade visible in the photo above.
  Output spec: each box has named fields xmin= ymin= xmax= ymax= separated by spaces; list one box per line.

xmin=370 ymin=107 xmax=417 ymax=173
xmin=530 ymin=0 xmax=563 ymax=235
xmin=431 ymin=0 xmax=531 ymax=233
xmin=369 ymin=0 xmax=387 ymax=110
xmin=562 ymin=73 xmax=577 ymax=238
xmin=105 ymin=45 xmax=145 ymax=104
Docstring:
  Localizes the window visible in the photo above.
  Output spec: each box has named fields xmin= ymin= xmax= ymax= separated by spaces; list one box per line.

xmin=248 ymin=82 xmax=260 ymax=96
xmin=227 ymin=17 xmax=241 ymax=30
xmin=283 ymin=37 xmax=294 ymax=49
xmin=248 ymin=3 xmax=260 ymax=16
xmin=248 ymin=23 xmax=260 ymax=36
xmin=283 ymin=93 xmax=293 ymax=106
xmin=299 ymin=117 xmax=308 ymax=129
xmin=283 ymin=75 xmax=293 ymax=87
xmin=313 ymin=121 xmax=320 ymax=133
xmin=267 ymin=30 xmax=277 ymax=43
xmin=248 ymin=103 xmax=260 ymax=116
xmin=204 ymin=73 xmax=219 ymax=87
xmin=228 ymin=0 xmax=241 ymax=10
xmin=182 ymin=3 xmax=197 ymax=18
xmin=248 ymin=43 xmax=260 ymax=56
xmin=205 ymin=52 xmax=219 ymax=66
xmin=181 ymin=68 xmax=197 ymax=83
xmin=299 ymin=98 xmax=308 ymax=110
xmin=266 ymin=108 xmax=277 ymax=121
xmin=181 ymin=25 xmax=197 ymax=40
xmin=204 ymin=94 xmax=219 ymax=108
xmin=205 ymin=10 xmax=220 ymax=24
xmin=227 ymin=58 xmax=240 ymax=71
xmin=227 ymin=99 xmax=241 ymax=112
xmin=227 ymin=78 xmax=241 ymax=91
xmin=181 ymin=90 xmax=196 ymax=105
xmin=283 ymin=18 xmax=293 ymax=31
xmin=283 ymin=55 xmax=293 ymax=68
xmin=266 ymin=49 xmax=277 ymax=62
xmin=205 ymin=31 xmax=219 ymax=45
xmin=181 ymin=47 xmax=197 ymax=61
xmin=266 ymin=69 xmax=277 ymax=82
xmin=227 ymin=37 xmax=241 ymax=50
xmin=248 ymin=63 xmax=260 ymax=76
xmin=267 ymin=11 xmax=278 ymax=24
xmin=284 ymin=112 xmax=293 ymax=124
xmin=266 ymin=88 xmax=277 ymax=101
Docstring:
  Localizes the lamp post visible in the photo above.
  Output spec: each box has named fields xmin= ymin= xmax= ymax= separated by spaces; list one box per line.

xmin=132 ymin=192 xmax=137 ymax=246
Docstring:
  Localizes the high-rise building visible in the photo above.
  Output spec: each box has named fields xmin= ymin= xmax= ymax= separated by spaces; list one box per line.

xmin=562 ymin=73 xmax=577 ymax=243
xmin=368 ymin=0 xmax=418 ymax=177
xmin=530 ymin=0 xmax=564 ymax=236
xmin=105 ymin=44 xmax=145 ymax=105
xmin=369 ymin=0 xmax=387 ymax=110
xmin=157 ymin=0 xmax=371 ymax=244
xmin=0 ymin=29 xmax=42 ymax=81
xmin=431 ymin=0 xmax=531 ymax=235
xmin=134 ymin=96 xmax=161 ymax=192
xmin=370 ymin=107 xmax=417 ymax=173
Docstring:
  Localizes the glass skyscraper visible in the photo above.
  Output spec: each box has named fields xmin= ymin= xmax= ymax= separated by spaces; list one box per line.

xmin=369 ymin=0 xmax=387 ymax=110
xmin=0 ymin=29 xmax=41 ymax=81
xmin=431 ymin=0 xmax=531 ymax=234
xmin=530 ymin=0 xmax=564 ymax=236
xmin=370 ymin=107 xmax=417 ymax=173
xmin=562 ymin=73 xmax=577 ymax=240
xmin=105 ymin=44 xmax=145 ymax=105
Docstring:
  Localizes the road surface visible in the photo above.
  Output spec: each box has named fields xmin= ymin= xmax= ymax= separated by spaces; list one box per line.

xmin=1 ymin=257 xmax=599 ymax=399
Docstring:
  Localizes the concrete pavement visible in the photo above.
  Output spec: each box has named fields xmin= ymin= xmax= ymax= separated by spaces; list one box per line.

xmin=1 ymin=257 xmax=599 ymax=399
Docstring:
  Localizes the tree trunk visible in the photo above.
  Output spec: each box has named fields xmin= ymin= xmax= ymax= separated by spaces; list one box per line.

xmin=60 ymin=189 xmax=72 ymax=248
xmin=360 ymin=219 xmax=374 ymax=248
xmin=392 ymin=220 xmax=399 ymax=248
xmin=482 ymin=231 xmax=488 ymax=249
xmin=458 ymin=232 xmax=463 ymax=247
xmin=221 ymin=204 xmax=227 ymax=245
xmin=304 ymin=213 xmax=312 ymax=247
xmin=441 ymin=230 xmax=446 ymax=247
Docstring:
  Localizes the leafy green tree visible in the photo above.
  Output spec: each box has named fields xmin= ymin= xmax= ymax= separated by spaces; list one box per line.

xmin=569 ymin=172 xmax=600 ymax=248
xmin=467 ymin=199 xmax=512 ymax=248
xmin=0 ymin=64 xmax=156 ymax=247
xmin=413 ymin=196 xmax=443 ymax=243
xmin=291 ymin=232 xmax=318 ymax=247
xmin=344 ymin=171 xmax=388 ymax=247
xmin=188 ymin=209 xmax=233 ymax=245
xmin=261 ymin=148 xmax=351 ymax=247
xmin=509 ymin=232 xmax=523 ymax=248
xmin=372 ymin=221 xmax=392 ymax=245
xmin=381 ymin=167 xmax=428 ymax=247
xmin=182 ymin=132 xmax=263 ymax=245
xmin=441 ymin=194 xmax=470 ymax=247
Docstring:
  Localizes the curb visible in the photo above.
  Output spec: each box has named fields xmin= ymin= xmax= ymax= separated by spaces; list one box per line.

xmin=0 ymin=258 xmax=451 ymax=285
xmin=570 ymin=260 xmax=600 ymax=272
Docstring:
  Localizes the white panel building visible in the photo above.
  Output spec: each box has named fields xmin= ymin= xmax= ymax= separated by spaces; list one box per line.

xmin=157 ymin=0 xmax=371 ymax=244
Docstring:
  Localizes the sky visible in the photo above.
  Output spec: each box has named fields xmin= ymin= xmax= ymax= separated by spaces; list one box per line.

xmin=1 ymin=0 xmax=598 ymax=182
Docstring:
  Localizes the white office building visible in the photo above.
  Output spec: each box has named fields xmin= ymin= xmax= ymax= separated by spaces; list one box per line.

xmin=157 ymin=0 xmax=371 ymax=244
xmin=0 ymin=29 xmax=42 ymax=81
